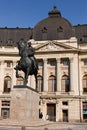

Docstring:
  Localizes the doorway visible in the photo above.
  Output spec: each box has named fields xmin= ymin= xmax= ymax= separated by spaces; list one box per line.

xmin=62 ymin=109 xmax=68 ymax=122
xmin=47 ymin=104 xmax=56 ymax=121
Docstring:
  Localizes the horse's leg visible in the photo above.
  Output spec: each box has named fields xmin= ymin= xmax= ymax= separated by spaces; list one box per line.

xmin=14 ymin=66 xmax=19 ymax=78
xmin=24 ymin=73 xmax=27 ymax=86
xmin=24 ymin=68 xmax=30 ymax=86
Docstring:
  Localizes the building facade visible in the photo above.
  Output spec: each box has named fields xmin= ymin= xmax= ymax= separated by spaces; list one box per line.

xmin=0 ymin=6 xmax=87 ymax=122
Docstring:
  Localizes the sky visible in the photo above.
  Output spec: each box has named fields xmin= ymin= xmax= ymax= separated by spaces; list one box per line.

xmin=0 ymin=0 xmax=87 ymax=28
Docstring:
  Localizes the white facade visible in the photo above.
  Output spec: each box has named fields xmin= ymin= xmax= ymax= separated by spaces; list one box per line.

xmin=0 ymin=37 xmax=87 ymax=122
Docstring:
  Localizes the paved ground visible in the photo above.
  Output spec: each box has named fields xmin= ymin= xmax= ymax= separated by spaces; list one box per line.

xmin=0 ymin=127 xmax=21 ymax=130
xmin=0 ymin=127 xmax=87 ymax=130
xmin=0 ymin=122 xmax=87 ymax=130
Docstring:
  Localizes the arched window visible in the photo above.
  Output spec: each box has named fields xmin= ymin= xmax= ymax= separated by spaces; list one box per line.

xmin=57 ymin=26 xmax=63 ymax=32
xmin=83 ymin=75 xmax=87 ymax=93
xmin=42 ymin=27 xmax=47 ymax=33
xmin=4 ymin=76 xmax=11 ymax=93
xmin=48 ymin=75 xmax=56 ymax=92
xmin=37 ymin=75 xmax=43 ymax=92
xmin=16 ymin=77 xmax=24 ymax=85
xmin=42 ymin=27 xmax=47 ymax=40
xmin=61 ymin=75 xmax=70 ymax=92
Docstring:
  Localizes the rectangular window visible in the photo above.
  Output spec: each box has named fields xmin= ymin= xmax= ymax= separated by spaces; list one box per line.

xmin=62 ymin=101 xmax=68 ymax=105
xmin=38 ymin=61 xmax=43 ymax=66
xmin=1 ymin=108 xmax=10 ymax=119
xmin=84 ymin=61 xmax=87 ymax=65
xmin=61 ymin=59 xmax=69 ymax=66
xmin=83 ymin=79 xmax=87 ymax=92
xmin=5 ymin=61 xmax=12 ymax=67
xmin=1 ymin=101 xmax=10 ymax=119
xmin=7 ymin=62 xmax=11 ymax=67
xmin=63 ymin=61 xmax=69 ymax=66
xmin=83 ymin=102 xmax=87 ymax=120
xmin=2 ymin=101 xmax=10 ymax=106
xmin=48 ymin=61 xmax=56 ymax=66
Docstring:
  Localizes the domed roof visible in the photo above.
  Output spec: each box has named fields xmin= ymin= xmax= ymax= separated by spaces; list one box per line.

xmin=33 ymin=6 xmax=73 ymax=41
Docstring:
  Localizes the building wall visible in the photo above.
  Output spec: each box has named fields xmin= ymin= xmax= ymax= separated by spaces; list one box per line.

xmin=0 ymin=37 xmax=87 ymax=122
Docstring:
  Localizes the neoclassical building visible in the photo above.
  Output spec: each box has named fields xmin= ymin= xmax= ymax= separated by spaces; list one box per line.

xmin=0 ymin=6 xmax=87 ymax=122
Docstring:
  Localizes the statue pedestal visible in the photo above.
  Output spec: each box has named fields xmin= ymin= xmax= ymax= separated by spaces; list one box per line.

xmin=10 ymin=85 xmax=39 ymax=122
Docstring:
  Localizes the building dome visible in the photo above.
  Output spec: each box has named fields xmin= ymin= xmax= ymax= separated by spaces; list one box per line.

xmin=33 ymin=6 xmax=73 ymax=41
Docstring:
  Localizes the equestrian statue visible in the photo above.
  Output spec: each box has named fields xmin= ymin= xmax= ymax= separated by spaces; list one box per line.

xmin=14 ymin=40 xmax=38 ymax=88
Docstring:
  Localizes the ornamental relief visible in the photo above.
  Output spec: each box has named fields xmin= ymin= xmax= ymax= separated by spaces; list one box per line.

xmin=39 ymin=43 xmax=65 ymax=51
xmin=35 ymin=40 xmax=77 ymax=53
xmin=46 ymin=98 xmax=56 ymax=103
xmin=41 ymin=98 xmax=57 ymax=104
xmin=47 ymin=99 xmax=56 ymax=103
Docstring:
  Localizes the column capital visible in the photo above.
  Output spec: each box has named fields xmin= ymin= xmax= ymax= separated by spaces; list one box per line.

xmin=43 ymin=58 xmax=47 ymax=63
xmin=56 ymin=58 xmax=61 ymax=63
xmin=69 ymin=57 xmax=73 ymax=63
xmin=0 ymin=60 xmax=4 ymax=66
xmin=0 ymin=60 xmax=4 ymax=63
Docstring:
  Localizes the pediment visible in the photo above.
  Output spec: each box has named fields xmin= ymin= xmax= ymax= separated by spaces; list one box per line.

xmin=35 ymin=41 xmax=78 ymax=52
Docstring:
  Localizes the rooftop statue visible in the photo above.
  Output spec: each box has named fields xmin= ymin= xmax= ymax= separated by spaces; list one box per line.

xmin=14 ymin=40 xmax=38 ymax=88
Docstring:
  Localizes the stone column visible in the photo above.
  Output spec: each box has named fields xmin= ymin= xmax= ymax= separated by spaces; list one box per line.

xmin=79 ymin=59 xmax=83 ymax=95
xmin=70 ymin=58 xmax=74 ymax=93
xmin=42 ymin=99 xmax=46 ymax=120
xmin=56 ymin=58 xmax=61 ymax=93
xmin=0 ymin=60 xmax=4 ymax=93
xmin=56 ymin=99 xmax=59 ymax=121
xmin=73 ymin=56 xmax=79 ymax=94
xmin=12 ymin=61 xmax=17 ymax=87
xmin=43 ymin=58 xmax=48 ymax=92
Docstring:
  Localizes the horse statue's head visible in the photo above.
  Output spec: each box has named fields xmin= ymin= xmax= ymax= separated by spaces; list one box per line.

xmin=17 ymin=40 xmax=26 ymax=49
xmin=17 ymin=40 xmax=27 ymax=57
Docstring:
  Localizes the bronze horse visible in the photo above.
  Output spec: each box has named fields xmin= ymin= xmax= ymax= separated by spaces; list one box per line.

xmin=14 ymin=41 xmax=38 ymax=88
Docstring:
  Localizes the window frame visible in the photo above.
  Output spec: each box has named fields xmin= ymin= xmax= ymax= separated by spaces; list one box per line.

xmin=3 ymin=76 xmax=12 ymax=93
xmin=37 ymin=75 xmax=43 ymax=92
xmin=61 ymin=75 xmax=70 ymax=92
xmin=48 ymin=75 xmax=56 ymax=92
xmin=83 ymin=75 xmax=87 ymax=93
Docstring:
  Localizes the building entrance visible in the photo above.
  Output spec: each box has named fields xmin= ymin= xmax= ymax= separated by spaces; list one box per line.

xmin=83 ymin=102 xmax=87 ymax=121
xmin=47 ymin=104 xmax=56 ymax=121
xmin=62 ymin=110 xmax=68 ymax=122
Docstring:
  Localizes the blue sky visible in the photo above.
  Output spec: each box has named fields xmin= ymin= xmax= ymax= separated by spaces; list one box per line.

xmin=0 ymin=0 xmax=87 ymax=28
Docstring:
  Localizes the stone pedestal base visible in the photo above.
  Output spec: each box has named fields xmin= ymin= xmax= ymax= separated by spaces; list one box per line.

xmin=10 ymin=85 xmax=39 ymax=121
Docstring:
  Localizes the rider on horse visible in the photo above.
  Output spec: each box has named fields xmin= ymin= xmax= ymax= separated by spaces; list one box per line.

xmin=14 ymin=40 xmax=38 ymax=86
xmin=27 ymin=42 xmax=38 ymax=70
